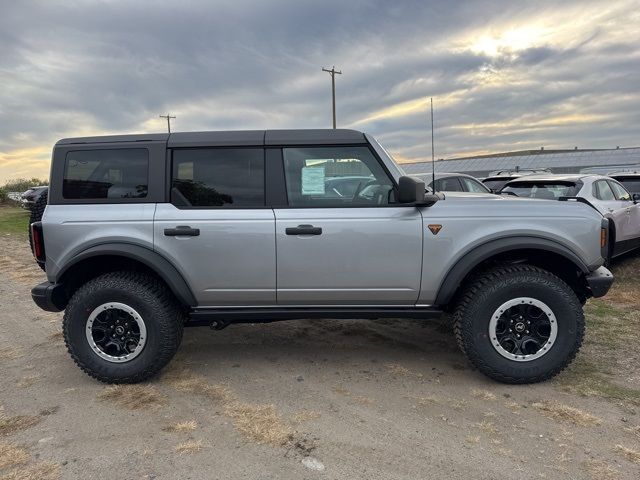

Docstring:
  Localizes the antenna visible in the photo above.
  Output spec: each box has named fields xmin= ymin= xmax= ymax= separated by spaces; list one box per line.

xmin=430 ymin=98 xmax=436 ymax=192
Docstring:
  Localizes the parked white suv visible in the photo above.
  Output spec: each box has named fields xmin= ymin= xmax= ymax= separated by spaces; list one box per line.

xmin=501 ymin=174 xmax=640 ymax=258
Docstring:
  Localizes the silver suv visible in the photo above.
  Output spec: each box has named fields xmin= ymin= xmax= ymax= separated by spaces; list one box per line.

xmin=30 ymin=129 xmax=614 ymax=385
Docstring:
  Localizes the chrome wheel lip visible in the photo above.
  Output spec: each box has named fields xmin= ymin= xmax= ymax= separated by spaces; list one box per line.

xmin=488 ymin=297 xmax=558 ymax=362
xmin=85 ymin=302 xmax=147 ymax=363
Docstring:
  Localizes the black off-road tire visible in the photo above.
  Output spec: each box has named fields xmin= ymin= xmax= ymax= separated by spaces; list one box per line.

xmin=28 ymin=190 xmax=48 ymax=271
xmin=454 ymin=264 xmax=584 ymax=384
xmin=63 ymin=271 xmax=185 ymax=383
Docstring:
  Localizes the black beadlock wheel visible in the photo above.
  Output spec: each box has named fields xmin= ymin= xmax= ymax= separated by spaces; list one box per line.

xmin=63 ymin=271 xmax=185 ymax=383
xmin=28 ymin=190 xmax=48 ymax=271
xmin=453 ymin=264 xmax=584 ymax=384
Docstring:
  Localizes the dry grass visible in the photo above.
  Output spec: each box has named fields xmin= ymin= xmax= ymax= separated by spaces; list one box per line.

xmin=292 ymin=410 xmax=321 ymax=423
xmin=224 ymin=402 xmax=294 ymax=446
xmin=0 ymin=462 xmax=60 ymax=480
xmin=331 ymin=385 xmax=350 ymax=396
xmin=47 ymin=332 xmax=63 ymax=342
xmin=163 ymin=368 xmax=295 ymax=447
xmin=532 ymin=401 xmax=600 ymax=426
xmin=471 ymin=389 xmax=497 ymax=401
xmin=615 ymin=445 xmax=640 ymax=464
xmin=162 ymin=369 xmax=232 ymax=402
xmin=384 ymin=363 xmax=411 ymax=376
xmin=97 ymin=385 xmax=166 ymax=410
xmin=0 ymin=443 xmax=29 ymax=470
xmin=473 ymin=421 xmax=498 ymax=434
xmin=163 ymin=420 xmax=198 ymax=433
xmin=0 ymin=408 xmax=41 ymax=437
xmin=16 ymin=376 xmax=40 ymax=388
xmin=583 ymin=459 xmax=619 ymax=480
xmin=174 ymin=440 xmax=203 ymax=455
xmin=623 ymin=425 xmax=640 ymax=439
xmin=355 ymin=396 xmax=374 ymax=406
xmin=465 ymin=435 xmax=480 ymax=444
xmin=0 ymin=347 xmax=23 ymax=360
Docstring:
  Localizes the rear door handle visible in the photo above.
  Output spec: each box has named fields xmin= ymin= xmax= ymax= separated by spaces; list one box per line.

xmin=285 ymin=224 xmax=322 ymax=236
xmin=164 ymin=226 xmax=200 ymax=237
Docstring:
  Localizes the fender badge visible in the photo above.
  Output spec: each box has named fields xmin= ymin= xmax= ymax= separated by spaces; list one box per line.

xmin=428 ymin=224 xmax=443 ymax=235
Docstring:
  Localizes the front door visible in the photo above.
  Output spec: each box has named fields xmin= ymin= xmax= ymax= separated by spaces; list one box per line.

xmin=609 ymin=180 xmax=640 ymax=251
xmin=274 ymin=146 xmax=423 ymax=305
xmin=154 ymin=147 xmax=276 ymax=306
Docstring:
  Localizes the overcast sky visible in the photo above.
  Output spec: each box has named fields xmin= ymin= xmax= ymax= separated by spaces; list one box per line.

xmin=1 ymin=0 xmax=639 ymax=182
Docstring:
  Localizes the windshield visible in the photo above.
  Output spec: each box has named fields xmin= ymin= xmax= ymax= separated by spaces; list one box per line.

xmin=501 ymin=182 xmax=578 ymax=199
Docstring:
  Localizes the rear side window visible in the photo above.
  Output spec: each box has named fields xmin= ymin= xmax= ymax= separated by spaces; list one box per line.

xmin=63 ymin=149 xmax=148 ymax=199
xmin=171 ymin=148 xmax=264 ymax=207
xmin=501 ymin=182 xmax=577 ymax=199
xmin=593 ymin=180 xmax=615 ymax=201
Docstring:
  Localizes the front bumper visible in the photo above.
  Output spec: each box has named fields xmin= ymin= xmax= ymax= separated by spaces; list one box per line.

xmin=31 ymin=281 xmax=67 ymax=312
xmin=585 ymin=266 xmax=614 ymax=298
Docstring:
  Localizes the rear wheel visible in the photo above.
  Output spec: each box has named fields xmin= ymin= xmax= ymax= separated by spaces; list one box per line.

xmin=454 ymin=265 xmax=584 ymax=384
xmin=63 ymin=271 xmax=184 ymax=383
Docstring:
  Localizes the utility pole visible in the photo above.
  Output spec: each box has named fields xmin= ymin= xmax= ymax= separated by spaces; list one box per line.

xmin=159 ymin=113 xmax=176 ymax=133
xmin=322 ymin=66 xmax=342 ymax=128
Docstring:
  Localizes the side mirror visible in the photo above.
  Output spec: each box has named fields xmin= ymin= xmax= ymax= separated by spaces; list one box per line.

xmin=398 ymin=176 xmax=424 ymax=203
xmin=397 ymin=176 xmax=439 ymax=207
xmin=633 ymin=193 xmax=640 ymax=204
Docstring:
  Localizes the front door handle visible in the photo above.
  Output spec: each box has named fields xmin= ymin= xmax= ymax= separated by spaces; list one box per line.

xmin=164 ymin=226 xmax=200 ymax=237
xmin=285 ymin=224 xmax=322 ymax=236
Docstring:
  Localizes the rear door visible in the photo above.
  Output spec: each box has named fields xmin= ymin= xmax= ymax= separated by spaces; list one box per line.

xmin=154 ymin=147 xmax=276 ymax=306
xmin=273 ymin=145 xmax=423 ymax=305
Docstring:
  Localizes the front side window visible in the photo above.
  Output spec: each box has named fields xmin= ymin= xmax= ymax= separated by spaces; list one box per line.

xmin=460 ymin=176 xmax=490 ymax=193
xmin=171 ymin=148 xmax=264 ymax=207
xmin=283 ymin=146 xmax=393 ymax=207
xmin=609 ymin=181 xmax=631 ymax=201
xmin=63 ymin=149 xmax=148 ymax=199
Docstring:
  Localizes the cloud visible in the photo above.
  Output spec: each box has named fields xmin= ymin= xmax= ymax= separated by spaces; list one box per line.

xmin=1 ymin=0 xmax=639 ymax=182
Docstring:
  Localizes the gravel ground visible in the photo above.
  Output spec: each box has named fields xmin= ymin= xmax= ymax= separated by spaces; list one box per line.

xmin=1 ymin=235 xmax=639 ymax=480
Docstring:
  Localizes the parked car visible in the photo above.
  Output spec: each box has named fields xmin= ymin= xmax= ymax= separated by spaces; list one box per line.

xmin=482 ymin=169 xmax=551 ymax=192
xmin=501 ymin=174 xmax=640 ymax=258
xmin=608 ymin=172 xmax=640 ymax=196
xmin=30 ymin=129 xmax=613 ymax=385
xmin=411 ymin=172 xmax=491 ymax=193
xmin=20 ymin=185 xmax=48 ymax=209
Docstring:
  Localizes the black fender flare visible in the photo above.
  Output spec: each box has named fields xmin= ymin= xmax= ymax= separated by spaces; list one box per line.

xmin=57 ymin=243 xmax=197 ymax=307
xmin=434 ymin=236 xmax=590 ymax=306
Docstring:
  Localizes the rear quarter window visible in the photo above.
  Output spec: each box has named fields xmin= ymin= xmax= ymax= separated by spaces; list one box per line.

xmin=63 ymin=149 xmax=149 ymax=199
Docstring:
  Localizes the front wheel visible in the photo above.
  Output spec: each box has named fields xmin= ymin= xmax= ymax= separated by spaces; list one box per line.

xmin=63 ymin=272 xmax=184 ymax=383
xmin=454 ymin=265 xmax=584 ymax=384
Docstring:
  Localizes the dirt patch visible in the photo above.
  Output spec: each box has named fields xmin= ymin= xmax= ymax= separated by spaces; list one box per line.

xmin=292 ymin=410 xmax=321 ymax=423
xmin=583 ymin=459 xmax=619 ymax=480
xmin=532 ymin=401 xmax=600 ymax=426
xmin=97 ymin=385 xmax=167 ymax=410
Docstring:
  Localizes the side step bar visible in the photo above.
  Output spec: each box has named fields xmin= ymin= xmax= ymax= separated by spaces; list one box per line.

xmin=187 ymin=306 xmax=443 ymax=327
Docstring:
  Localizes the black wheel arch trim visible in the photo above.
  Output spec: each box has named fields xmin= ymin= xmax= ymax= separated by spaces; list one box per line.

xmin=56 ymin=243 xmax=197 ymax=307
xmin=434 ymin=236 xmax=591 ymax=306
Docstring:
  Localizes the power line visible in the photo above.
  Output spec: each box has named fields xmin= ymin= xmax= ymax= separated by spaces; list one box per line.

xmin=159 ymin=113 xmax=176 ymax=133
xmin=322 ymin=66 xmax=342 ymax=129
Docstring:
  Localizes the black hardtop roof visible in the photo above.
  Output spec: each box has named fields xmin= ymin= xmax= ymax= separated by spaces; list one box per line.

xmin=56 ymin=129 xmax=367 ymax=147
